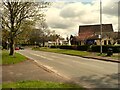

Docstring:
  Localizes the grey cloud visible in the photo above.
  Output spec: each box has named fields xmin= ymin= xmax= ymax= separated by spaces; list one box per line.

xmin=103 ymin=2 xmax=118 ymax=16
xmin=59 ymin=3 xmax=85 ymax=18
xmin=60 ymin=9 xmax=79 ymax=18
xmin=49 ymin=22 xmax=72 ymax=29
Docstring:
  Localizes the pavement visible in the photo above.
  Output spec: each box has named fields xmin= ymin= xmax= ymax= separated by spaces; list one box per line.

xmin=82 ymin=53 xmax=120 ymax=63
xmin=2 ymin=59 xmax=71 ymax=84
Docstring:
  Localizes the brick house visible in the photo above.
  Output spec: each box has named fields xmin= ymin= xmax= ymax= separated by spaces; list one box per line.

xmin=73 ymin=24 xmax=119 ymax=45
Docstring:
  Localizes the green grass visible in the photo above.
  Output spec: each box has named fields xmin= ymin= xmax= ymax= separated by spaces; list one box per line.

xmin=96 ymin=53 xmax=119 ymax=59
xmin=111 ymin=54 xmax=120 ymax=59
xmin=2 ymin=50 xmax=27 ymax=65
xmin=2 ymin=80 xmax=84 ymax=89
xmin=33 ymin=47 xmax=119 ymax=60
xmin=33 ymin=47 xmax=90 ymax=57
xmin=97 ymin=53 xmax=106 ymax=57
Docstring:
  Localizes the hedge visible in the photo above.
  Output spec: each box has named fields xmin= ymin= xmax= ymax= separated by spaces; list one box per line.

xmin=91 ymin=45 xmax=120 ymax=53
xmin=77 ymin=45 xmax=89 ymax=51
xmin=50 ymin=45 xmax=120 ymax=53
xmin=50 ymin=45 xmax=89 ymax=51
xmin=60 ymin=45 xmax=77 ymax=50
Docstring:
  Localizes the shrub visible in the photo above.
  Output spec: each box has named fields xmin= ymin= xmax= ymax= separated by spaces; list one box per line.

xmin=59 ymin=45 xmax=73 ymax=49
xmin=77 ymin=45 xmax=90 ymax=51
xmin=91 ymin=45 xmax=120 ymax=53
xmin=50 ymin=45 xmax=90 ymax=51
xmin=50 ymin=45 xmax=60 ymax=48
xmin=50 ymin=45 xmax=120 ymax=53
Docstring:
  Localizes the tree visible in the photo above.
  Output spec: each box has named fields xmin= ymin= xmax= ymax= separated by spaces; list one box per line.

xmin=15 ymin=20 xmax=35 ymax=45
xmin=2 ymin=0 xmax=50 ymax=55
xmin=70 ymin=35 xmax=74 ymax=45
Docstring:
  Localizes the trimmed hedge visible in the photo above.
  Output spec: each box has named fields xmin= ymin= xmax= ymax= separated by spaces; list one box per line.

xmin=91 ymin=45 xmax=120 ymax=53
xmin=50 ymin=45 xmax=89 ymax=51
xmin=50 ymin=45 xmax=120 ymax=53
xmin=50 ymin=45 xmax=60 ymax=48
xmin=77 ymin=45 xmax=89 ymax=51
xmin=60 ymin=45 xmax=76 ymax=50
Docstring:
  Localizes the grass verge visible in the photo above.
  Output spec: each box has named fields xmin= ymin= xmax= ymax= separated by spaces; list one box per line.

xmin=33 ymin=47 xmax=90 ymax=57
xmin=2 ymin=50 xmax=27 ymax=65
xmin=33 ymin=47 xmax=119 ymax=60
xmin=96 ymin=53 xmax=119 ymax=59
xmin=2 ymin=80 xmax=84 ymax=89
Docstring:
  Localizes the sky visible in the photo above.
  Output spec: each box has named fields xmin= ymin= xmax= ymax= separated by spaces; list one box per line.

xmin=42 ymin=0 xmax=120 ymax=38
xmin=0 ymin=0 xmax=119 ymax=39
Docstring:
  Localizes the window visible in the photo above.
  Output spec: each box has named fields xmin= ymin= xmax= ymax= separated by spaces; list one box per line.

xmin=79 ymin=41 xmax=81 ymax=45
xmin=117 ymin=40 xmax=120 ymax=44
xmin=108 ymin=40 xmax=111 ymax=45
xmin=104 ymin=40 xmax=107 ymax=45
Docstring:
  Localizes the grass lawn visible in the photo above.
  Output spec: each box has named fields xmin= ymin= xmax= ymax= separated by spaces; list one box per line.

xmin=33 ymin=47 xmax=90 ymax=57
xmin=2 ymin=81 xmax=84 ymax=89
xmin=1 ymin=50 xmax=27 ymax=65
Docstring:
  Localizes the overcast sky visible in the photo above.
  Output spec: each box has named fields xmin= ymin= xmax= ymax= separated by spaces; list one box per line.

xmin=44 ymin=0 xmax=119 ymax=38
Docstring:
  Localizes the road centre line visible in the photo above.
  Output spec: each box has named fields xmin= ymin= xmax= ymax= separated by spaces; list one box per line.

xmin=30 ymin=52 xmax=107 ymax=75
xmin=30 ymin=53 xmax=54 ymax=61
xmin=30 ymin=51 xmax=117 ymax=72
xmin=29 ymin=52 xmax=71 ymax=66
xmin=48 ymin=54 xmax=105 ymax=69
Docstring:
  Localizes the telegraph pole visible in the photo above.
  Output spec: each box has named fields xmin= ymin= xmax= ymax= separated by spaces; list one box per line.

xmin=100 ymin=0 xmax=102 ymax=54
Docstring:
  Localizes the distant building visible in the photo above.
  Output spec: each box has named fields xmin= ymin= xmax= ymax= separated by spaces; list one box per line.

xmin=72 ymin=24 xmax=120 ymax=45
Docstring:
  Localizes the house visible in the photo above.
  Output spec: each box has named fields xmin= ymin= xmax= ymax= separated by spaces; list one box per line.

xmin=73 ymin=24 xmax=118 ymax=45
xmin=47 ymin=37 xmax=66 ymax=47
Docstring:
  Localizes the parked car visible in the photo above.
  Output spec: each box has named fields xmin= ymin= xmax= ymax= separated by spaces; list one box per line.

xmin=19 ymin=46 xmax=24 ymax=50
xmin=15 ymin=47 xmax=19 ymax=50
xmin=15 ymin=45 xmax=24 ymax=50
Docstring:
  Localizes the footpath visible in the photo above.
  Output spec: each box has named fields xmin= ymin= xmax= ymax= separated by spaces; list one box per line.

xmin=83 ymin=53 xmax=119 ymax=63
xmin=2 ymin=59 xmax=70 ymax=84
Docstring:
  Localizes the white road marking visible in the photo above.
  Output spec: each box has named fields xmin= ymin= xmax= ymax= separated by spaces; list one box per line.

xmin=30 ymin=52 xmax=70 ymax=66
xmin=72 ymin=60 xmax=104 ymax=69
xmin=30 ymin=53 xmax=54 ymax=61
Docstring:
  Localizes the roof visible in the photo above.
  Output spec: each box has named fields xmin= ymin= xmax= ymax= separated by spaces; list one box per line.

xmin=79 ymin=24 xmax=113 ymax=33
xmin=78 ymin=32 xmax=93 ymax=40
xmin=76 ymin=32 xmax=119 ymax=41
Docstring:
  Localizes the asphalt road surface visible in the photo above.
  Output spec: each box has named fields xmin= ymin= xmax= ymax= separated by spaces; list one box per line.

xmin=17 ymin=49 xmax=119 ymax=88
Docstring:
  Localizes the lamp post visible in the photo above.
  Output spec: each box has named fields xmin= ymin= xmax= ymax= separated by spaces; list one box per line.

xmin=100 ymin=0 xmax=102 ymax=54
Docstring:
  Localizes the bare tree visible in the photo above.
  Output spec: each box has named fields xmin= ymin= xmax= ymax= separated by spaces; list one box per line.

xmin=2 ymin=0 xmax=50 ymax=55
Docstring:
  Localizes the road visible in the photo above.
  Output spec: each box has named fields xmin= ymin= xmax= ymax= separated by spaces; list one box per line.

xmin=17 ymin=49 xmax=119 ymax=88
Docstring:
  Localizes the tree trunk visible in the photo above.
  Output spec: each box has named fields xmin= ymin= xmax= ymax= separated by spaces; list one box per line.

xmin=9 ymin=39 xmax=14 ymax=56
xmin=43 ymin=41 xmax=45 ymax=47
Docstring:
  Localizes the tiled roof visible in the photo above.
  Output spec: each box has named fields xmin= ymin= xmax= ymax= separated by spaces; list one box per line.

xmin=79 ymin=24 xmax=113 ymax=33
xmin=77 ymin=24 xmax=114 ymax=41
xmin=77 ymin=32 xmax=94 ymax=40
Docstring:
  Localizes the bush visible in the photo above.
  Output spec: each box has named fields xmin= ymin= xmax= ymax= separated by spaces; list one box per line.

xmin=91 ymin=45 xmax=120 ymax=53
xmin=50 ymin=45 xmax=60 ymax=48
xmin=77 ymin=45 xmax=89 ymax=51
xmin=50 ymin=45 xmax=120 ymax=53
xmin=50 ymin=45 xmax=90 ymax=51
xmin=59 ymin=45 xmax=73 ymax=49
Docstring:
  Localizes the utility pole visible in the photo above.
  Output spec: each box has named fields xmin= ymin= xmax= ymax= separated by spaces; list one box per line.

xmin=100 ymin=0 xmax=102 ymax=54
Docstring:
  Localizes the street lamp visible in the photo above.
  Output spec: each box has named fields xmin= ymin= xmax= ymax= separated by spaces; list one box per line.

xmin=100 ymin=0 xmax=102 ymax=54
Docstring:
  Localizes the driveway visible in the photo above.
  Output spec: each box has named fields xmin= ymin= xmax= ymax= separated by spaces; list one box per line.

xmin=17 ymin=49 xmax=119 ymax=88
